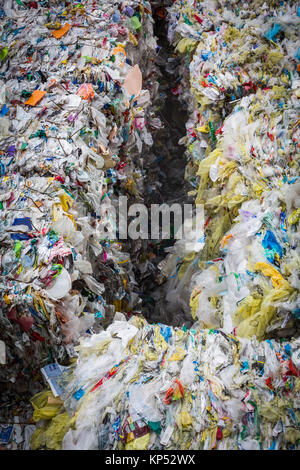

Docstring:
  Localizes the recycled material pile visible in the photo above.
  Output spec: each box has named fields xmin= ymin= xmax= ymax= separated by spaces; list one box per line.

xmin=159 ymin=0 xmax=300 ymax=339
xmin=0 ymin=0 xmax=299 ymax=452
xmin=30 ymin=315 xmax=300 ymax=450
xmin=0 ymin=0 xmax=161 ymax=444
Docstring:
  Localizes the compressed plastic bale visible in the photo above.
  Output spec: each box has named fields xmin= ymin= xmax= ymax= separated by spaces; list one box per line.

xmin=2 ymin=0 xmax=300 ymax=450
xmin=163 ymin=0 xmax=299 ymax=341
xmin=0 ymin=0 xmax=163 ymax=425
xmin=43 ymin=316 xmax=300 ymax=450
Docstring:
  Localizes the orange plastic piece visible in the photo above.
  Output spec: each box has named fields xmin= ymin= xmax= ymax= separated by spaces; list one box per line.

xmin=220 ymin=233 xmax=233 ymax=248
xmin=52 ymin=23 xmax=71 ymax=39
xmin=25 ymin=90 xmax=46 ymax=106
xmin=164 ymin=379 xmax=184 ymax=404
xmin=113 ymin=46 xmax=126 ymax=56
xmin=76 ymin=83 xmax=94 ymax=100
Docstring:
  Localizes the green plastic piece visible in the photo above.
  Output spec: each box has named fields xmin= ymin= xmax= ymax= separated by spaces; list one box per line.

xmin=0 ymin=47 xmax=8 ymax=62
xmin=131 ymin=16 xmax=142 ymax=32
xmin=148 ymin=421 xmax=162 ymax=435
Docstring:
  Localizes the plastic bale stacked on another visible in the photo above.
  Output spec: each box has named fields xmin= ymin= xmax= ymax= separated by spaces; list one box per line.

xmin=158 ymin=0 xmax=300 ymax=339
xmin=0 ymin=0 xmax=161 ymax=445
xmin=26 ymin=0 xmax=300 ymax=451
xmin=29 ymin=315 xmax=300 ymax=450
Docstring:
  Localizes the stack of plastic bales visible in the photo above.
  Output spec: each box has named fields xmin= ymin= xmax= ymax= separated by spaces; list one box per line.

xmin=0 ymin=0 xmax=160 ymax=443
xmin=159 ymin=0 xmax=300 ymax=339
xmin=1 ymin=0 xmax=299 ymax=452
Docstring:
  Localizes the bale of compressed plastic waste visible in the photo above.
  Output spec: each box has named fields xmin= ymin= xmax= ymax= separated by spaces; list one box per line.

xmin=0 ymin=0 xmax=161 ymax=446
xmin=31 ymin=315 xmax=300 ymax=450
xmin=160 ymin=0 xmax=300 ymax=339
xmin=1 ymin=0 xmax=299 ymax=452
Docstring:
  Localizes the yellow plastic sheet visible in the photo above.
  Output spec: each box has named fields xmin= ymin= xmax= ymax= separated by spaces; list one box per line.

xmin=31 ymin=412 xmax=74 ymax=450
xmin=125 ymin=433 xmax=150 ymax=450
xmin=175 ymin=38 xmax=198 ymax=54
xmin=254 ymin=262 xmax=286 ymax=289
xmin=30 ymin=390 xmax=63 ymax=422
xmin=235 ymin=281 xmax=293 ymax=339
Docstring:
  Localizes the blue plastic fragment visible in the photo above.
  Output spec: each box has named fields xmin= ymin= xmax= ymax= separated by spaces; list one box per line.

xmin=158 ymin=323 xmax=172 ymax=343
xmin=264 ymin=23 xmax=282 ymax=42
xmin=0 ymin=104 xmax=9 ymax=116
xmin=262 ymin=230 xmax=282 ymax=264
xmin=292 ymin=308 xmax=300 ymax=319
xmin=73 ymin=387 xmax=85 ymax=401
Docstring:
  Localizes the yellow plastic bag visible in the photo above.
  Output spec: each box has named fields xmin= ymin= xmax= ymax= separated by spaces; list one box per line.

xmin=168 ymin=347 xmax=186 ymax=362
xmin=288 ymin=208 xmax=300 ymax=225
xmin=43 ymin=412 xmax=73 ymax=450
xmin=175 ymin=38 xmax=197 ymax=54
xmin=181 ymin=411 xmax=193 ymax=427
xmin=125 ymin=433 xmax=149 ymax=450
xmin=31 ymin=390 xmax=63 ymax=422
xmin=235 ymin=281 xmax=293 ymax=339
xmin=30 ymin=412 xmax=74 ymax=450
xmin=30 ymin=428 xmax=45 ymax=450
xmin=254 ymin=262 xmax=286 ymax=289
